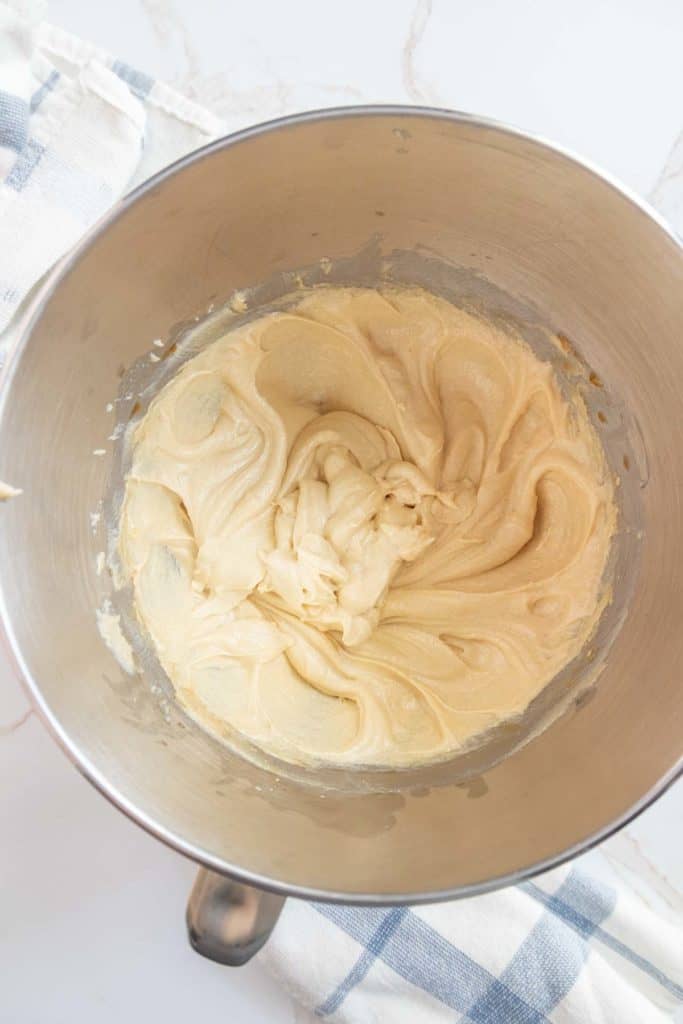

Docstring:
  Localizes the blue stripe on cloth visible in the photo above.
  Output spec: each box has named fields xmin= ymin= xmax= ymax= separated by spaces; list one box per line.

xmin=0 ymin=281 xmax=20 ymax=305
xmin=111 ymin=60 xmax=154 ymax=100
xmin=317 ymin=904 xmax=396 ymax=948
xmin=0 ymin=91 xmax=29 ymax=153
xmin=459 ymin=871 xmax=615 ymax=1024
xmin=317 ymin=907 xmax=407 ymax=1016
xmin=30 ymin=70 xmax=60 ymax=113
xmin=314 ymin=902 xmax=551 ymax=1022
xmin=524 ymin=880 xmax=683 ymax=1001
xmin=5 ymin=137 xmax=45 ymax=190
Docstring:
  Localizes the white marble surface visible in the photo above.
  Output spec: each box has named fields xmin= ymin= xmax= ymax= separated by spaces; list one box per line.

xmin=2 ymin=1 xmax=683 ymax=1020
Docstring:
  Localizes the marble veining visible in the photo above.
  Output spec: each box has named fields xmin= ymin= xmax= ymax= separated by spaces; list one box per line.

xmin=650 ymin=128 xmax=683 ymax=236
xmin=402 ymin=0 xmax=436 ymax=104
xmin=0 ymin=706 xmax=33 ymax=736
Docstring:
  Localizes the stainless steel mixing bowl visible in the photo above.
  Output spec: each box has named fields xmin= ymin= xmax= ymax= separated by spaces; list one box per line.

xmin=1 ymin=107 xmax=681 ymax=964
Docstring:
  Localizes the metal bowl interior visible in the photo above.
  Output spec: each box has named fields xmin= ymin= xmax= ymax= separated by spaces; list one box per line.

xmin=0 ymin=107 xmax=681 ymax=902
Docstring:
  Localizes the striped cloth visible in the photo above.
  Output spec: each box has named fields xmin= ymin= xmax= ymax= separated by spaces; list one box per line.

xmin=0 ymin=0 xmax=224 ymax=348
xmin=262 ymin=863 xmax=683 ymax=1023
xmin=1 ymin=4 xmax=682 ymax=1022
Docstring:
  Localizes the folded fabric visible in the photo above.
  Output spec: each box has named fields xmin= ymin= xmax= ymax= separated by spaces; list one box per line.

xmin=0 ymin=0 xmax=224 ymax=351
xmin=1 ymin=4 xmax=681 ymax=1022
xmin=261 ymin=862 xmax=683 ymax=1022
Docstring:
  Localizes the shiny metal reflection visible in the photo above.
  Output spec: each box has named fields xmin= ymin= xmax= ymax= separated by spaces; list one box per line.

xmin=187 ymin=869 xmax=285 ymax=965
xmin=0 ymin=107 xmax=680 ymax=925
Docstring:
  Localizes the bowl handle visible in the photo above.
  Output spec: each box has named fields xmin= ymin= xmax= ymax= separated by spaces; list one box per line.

xmin=186 ymin=867 xmax=286 ymax=966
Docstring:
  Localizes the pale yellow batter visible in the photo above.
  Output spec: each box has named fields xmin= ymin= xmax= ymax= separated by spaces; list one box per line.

xmin=119 ymin=287 xmax=615 ymax=767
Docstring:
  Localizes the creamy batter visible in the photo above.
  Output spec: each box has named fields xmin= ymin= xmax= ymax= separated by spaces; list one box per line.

xmin=119 ymin=287 xmax=615 ymax=767
xmin=0 ymin=480 xmax=22 ymax=500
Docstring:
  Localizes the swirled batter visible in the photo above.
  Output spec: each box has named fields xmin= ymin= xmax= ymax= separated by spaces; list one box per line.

xmin=119 ymin=287 xmax=615 ymax=767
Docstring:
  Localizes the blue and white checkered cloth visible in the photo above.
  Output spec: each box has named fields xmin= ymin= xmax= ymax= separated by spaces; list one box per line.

xmin=0 ymin=0 xmax=223 ymax=350
xmin=1 ymin=3 xmax=682 ymax=1021
xmin=262 ymin=863 xmax=683 ymax=1022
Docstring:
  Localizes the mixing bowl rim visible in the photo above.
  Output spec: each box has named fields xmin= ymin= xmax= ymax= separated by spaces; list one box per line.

xmin=1 ymin=103 xmax=681 ymax=904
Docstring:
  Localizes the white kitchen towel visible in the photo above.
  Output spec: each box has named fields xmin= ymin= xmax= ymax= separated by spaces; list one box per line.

xmin=0 ymin=0 xmax=224 ymax=347
xmin=1 ymin=4 xmax=682 ymax=1022
xmin=261 ymin=863 xmax=683 ymax=1023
